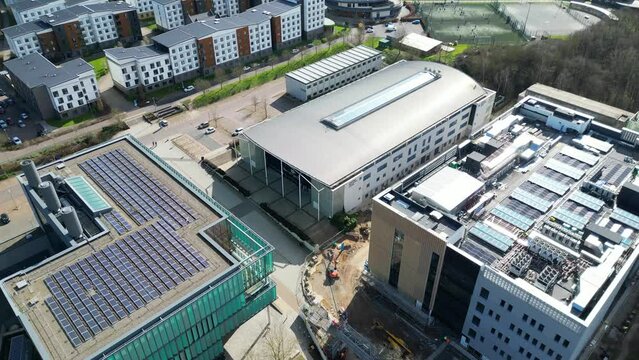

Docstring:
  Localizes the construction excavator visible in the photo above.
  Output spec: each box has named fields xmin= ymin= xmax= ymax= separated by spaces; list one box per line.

xmin=372 ymin=320 xmax=413 ymax=357
xmin=326 ymin=243 xmax=347 ymax=279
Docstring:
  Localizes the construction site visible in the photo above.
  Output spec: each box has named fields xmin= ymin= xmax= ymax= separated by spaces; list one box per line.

xmin=301 ymin=213 xmax=454 ymax=359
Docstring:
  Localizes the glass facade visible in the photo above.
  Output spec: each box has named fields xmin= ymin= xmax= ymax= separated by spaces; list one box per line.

xmin=422 ymin=252 xmax=440 ymax=311
xmin=388 ymin=229 xmax=404 ymax=288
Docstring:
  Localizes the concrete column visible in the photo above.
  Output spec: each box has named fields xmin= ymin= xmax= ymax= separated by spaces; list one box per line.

xmin=298 ymin=173 xmax=302 ymax=208
xmin=264 ymin=151 xmax=268 ymax=185
xmin=280 ymin=160 xmax=285 ymax=197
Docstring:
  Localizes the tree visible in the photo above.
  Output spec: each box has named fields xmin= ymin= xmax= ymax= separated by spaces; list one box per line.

xmin=252 ymin=95 xmax=259 ymax=113
xmin=261 ymin=97 xmax=268 ymax=120
xmin=194 ymin=78 xmax=211 ymax=94
xmin=261 ymin=323 xmax=297 ymax=360
xmin=355 ymin=22 xmax=366 ymax=45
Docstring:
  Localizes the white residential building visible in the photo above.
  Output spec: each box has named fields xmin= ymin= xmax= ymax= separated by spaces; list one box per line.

xmin=105 ymin=46 xmax=173 ymax=91
xmin=213 ymin=0 xmax=240 ymax=17
xmin=125 ymin=0 xmax=155 ymax=18
xmin=248 ymin=22 xmax=272 ymax=54
xmin=300 ymin=0 xmax=324 ymax=37
xmin=10 ymin=0 xmax=108 ymax=25
xmin=168 ymin=39 xmax=200 ymax=75
xmin=285 ymin=45 xmax=383 ymax=102
xmin=3 ymin=22 xmax=49 ymax=58
xmin=77 ymin=9 xmax=119 ymax=46
xmin=4 ymin=52 xmax=100 ymax=120
xmin=211 ymin=30 xmax=240 ymax=65
xmin=280 ymin=5 xmax=301 ymax=43
xmin=152 ymin=0 xmax=184 ymax=30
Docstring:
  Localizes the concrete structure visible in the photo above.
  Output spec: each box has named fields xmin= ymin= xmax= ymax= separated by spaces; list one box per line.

xmin=9 ymin=0 xmax=108 ymax=25
xmin=325 ymin=0 xmax=400 ymax=22
xmin=368 ymin=93 xmax=639 ymax=360
xmin=125 ymin=0 xmax=155 ymax=18
xmin=239 ymin=60 xmax=496 ymax=219
xmin=152 ymin=0 xmax=185 ymax=30
xmin=3 ymin=2 xmax=142 ymax=61
xmin=4 ymin=53 xmax=99 ymax=120
xmin=285 ymin=45 xmax=382 ymax=101
xmin=299 ymin=0 xmax=325 ymax=38
xmin=398 ymin=33 xmax=442 ymax=56
xmin=520 ymin=83 xmax=634 ymax=129
xmin=106 ymin=0 xmax=301 ymax=93
xmin=1 ymin=135 xmax=276 ymax=360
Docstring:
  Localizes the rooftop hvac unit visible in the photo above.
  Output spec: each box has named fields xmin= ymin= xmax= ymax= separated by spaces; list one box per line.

xmin=60 ymin=206 xmax=83 ymax=239
xmin=535 ymin=265 xmax=559 ymax=293
xmin=21 ymin=159 xmax=41 ymax=188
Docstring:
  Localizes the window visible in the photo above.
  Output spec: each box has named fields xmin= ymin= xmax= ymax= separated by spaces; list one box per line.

xmin=496 ymin=314 xmax=501 ymax=321
xmin=500 ymin=300 xmax=505 ymax=307
xmin=540 ymin=344 xmax=546 ymax=351
xmin=547 ymin=349 xmax=554 ymax=356
xmin=422 ymin=252 xmax=440 ymax=310
xmin=538 ymin=324 xmax=545 ymax=332
xmin=479 ymin=288 xmax=489 ymax=300
xmin=562 ymin=339 xmax=569 ymax=348
xmin=497 ymin=332 xmax=502 ymax=339
xmin=532 ymin=338 xmax=538 ymax=345
xmin=507 ymin=304 xmax=513 ymax=312
xmin=472 ymin=316 xmax=480 ymax=326
xmin=504 ymin=337 xmax=510 ymax=344
xmin=388 ymin=229 xmax=404 ymax=288
xmin=488 ymin=310 xmax=493 ymax=316
xmin=468 ymin=328 xmax=476 ymax=338
xmin=517 ymin=328 xmax=522 ymax=336
xmin=522 ymin=314 xmax=529 ymax=321
xmin=554 ymin=334 xmax=561 ymax=342
xmin=509 ymin=324 xmax=515 ymax=331
xmin=476 ymin=302 xmax=485 ymax=314
xmin=524 ymin=333 xmax=530 ymax=341
xmin=490 ymin=328 xmax=496 ymax=334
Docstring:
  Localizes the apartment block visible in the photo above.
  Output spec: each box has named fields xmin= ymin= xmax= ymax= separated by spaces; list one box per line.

xmin=239 ymin=61 xmax=495 ymax=219
xmin=285 ymin=45 xmax=382 ymax=101
xmin=152 ymin=0 xmax=185 ymax=30
xmin=367 ymin=90 xmax=639 ymax=360
xmin=300 ymin=0 xmax=324 ymax=38
xmin=3 ymin=2 xmax=142 ymax=60
xmin=4 ymin=52 xmax=99 ymax=120
xmin=9 ymin=0 xmax=107 ymax=24
xmin=124 ymin=0 xmax=155 ymax=18
xmin=106 ymin=0 xmax=301 ymax=93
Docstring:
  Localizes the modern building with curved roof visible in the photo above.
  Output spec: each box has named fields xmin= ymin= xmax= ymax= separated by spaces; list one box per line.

xmin=239 ymin=60 xmax=496 ymax=219
xmin=325 ymin=0 xmax=401 ymax=21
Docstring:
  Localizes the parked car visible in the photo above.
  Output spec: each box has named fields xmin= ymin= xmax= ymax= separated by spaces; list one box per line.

xmin=306 ymin=43 xmax=314 ymax=48
xmin=183 ymin=85 xmax=195 ymax=92
xmin=204 ymin=127 xmax=216 ymax=135
xmin=291 ymin=48 xmax=300 ymax=54
xmin=365 ymin=28 xmax=374 ymax=33
xmin=159 ymin=119 xmax=168 ymax=127
xmin=411 ymin=19 xmax=421 ymax=25
xmin=243 ymin=66 xmax=251 ymax=72
xmin=0 ymin=120 xmax=6 ymax=129
xmin=232 ymin=127 xmax=244 ymax=136
xmin=12 ymin=136 xmax=22 ymax=145
xmin=0 ymin=213 xmax=9 ymax=225
xmin=17 ymin=119 xmax=25 ymax=128
xmin=5 ymin=117 xmax=12 ymax=125
xmin=37 ymin=123 xmax=48 ymax=136
xmin=197 ymin=122 xmax=209 ymax=129
xmin=20 ymin=112 xmax=28 ymax=120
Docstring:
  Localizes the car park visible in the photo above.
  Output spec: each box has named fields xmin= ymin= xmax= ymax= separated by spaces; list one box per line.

xmin=12 ymin=136 xmax=22 ymax=145
xmin=197 ymin=122 xmax=209 ymax=129
xmin=183 ymin=85 xmax=195 ymax=92
xmin=159 ymin=120 xmax=168 ymax=127
xmin=204 ymin=127 xmax=216 ymax=135
xmin=232 ymin=127 xmax=244 ymax=136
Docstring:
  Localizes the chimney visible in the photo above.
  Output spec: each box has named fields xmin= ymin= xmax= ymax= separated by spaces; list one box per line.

xmin=21 ymin=160 xmax=41 ymax=188
xmin=60 ymin=206 xmax=83 ymax=239
xmin=39 ymin=181 xmax=61 ymax=213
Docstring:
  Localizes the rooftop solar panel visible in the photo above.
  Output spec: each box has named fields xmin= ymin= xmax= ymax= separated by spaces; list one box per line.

xmin=43 ymin=221 xmax=210 ymax=347
xmin=610 ymin=208 xmax=639 ymax=230
xmin=560 ymin=146 xmax=599 ymax=166
xmin=545 ymin=158 xmax=585 ymax=180
xmin=551 ymin=208 xmax=589 ymax=230
xmin=528 ymin=173 xmax=571 ymax=195
xmin=569 ymin=191 xmax=605 ymax=212
xmin=510 ymin=188 xmax=554 ymax=213
xmin=491 ymin=205 xmax=535 ymax=231
xmin=469 ymin=222 xmax=514 ymax=253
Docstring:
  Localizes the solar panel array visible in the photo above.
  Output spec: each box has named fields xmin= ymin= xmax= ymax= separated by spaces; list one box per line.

xmin=552 ymin=208 xmax=589 ymax=230
xmin=491 ymin=205 xmax=535 ymax=231
xmin=460 ymin=240 xmax=498 ymax=265
xmin=469 ymin=222 xmax=514 ymax=253
xmin=595 ymin=162 xmax=633 ymax=187
xmin=78 ymin=149 xmax=198 ymax=230
xmin=102 ymin=211 xmax=133 ymax=235
xmin=8 ymin=335 xmax=26 ymax=360
xmin=545 ymin=158 xmax=585 ymax=180
xmin=528 ymin=173 xmax=570 ymax=195
xmin=570 ymin=191 xmax=605 ymax=212
xmin=560 ymin=146 xmax=599 ymax=166
xmin=510 ymin=188 xmax=554 ymax=213
xmin=44 ymin=221 xmax=210 ymax=347
xmin=611 ymin=208 xmax=639 ymax=230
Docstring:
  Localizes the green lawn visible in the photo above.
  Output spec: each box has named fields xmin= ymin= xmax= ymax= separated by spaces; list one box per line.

xmin=146 ymin=23 xmax=158 ymax=31
xmin=46 ymin=112 xmax=95 ymax=128
xmin=363 ymin=37 xmax=382 ymax=49
xmin=425 ymin=44 xmax=470 ymax=65
xmin=193 ymin=43 xmax=351 ymax=108
xmin=89 ymin=56 xmax=108 ymax=78
xmin=334 ymin=25 xmax=349 ymax=35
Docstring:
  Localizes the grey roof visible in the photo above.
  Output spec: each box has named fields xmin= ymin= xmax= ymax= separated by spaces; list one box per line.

xmin=286 ymin=45 xmax=381 ymax=85
xmin=10 ymin=0 xmax=59 ymax=12
xmin=153 ymin=0 xmax=298 ymax=47
xmin=244 ymin=61 xmax=489 ymax=187
xmin=41 ymin=3 xmax=136 ymax=25
xmin=153 ymin=0 xmax=180 ymax=5
xmin=2 ymin=20 xmax=50 ymax=37
xmin=4 ymin=52 xmax=93 ymax=88
xmin=104 ymin=45 xmax=167 ymax=61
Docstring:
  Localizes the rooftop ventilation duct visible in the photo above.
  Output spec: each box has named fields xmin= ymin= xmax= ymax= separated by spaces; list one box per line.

xmin=60 ymin=206 xmax=83 ymax=239
xmin=39 ymin=181 xmax=61 ymax=213
xmin=21 ymin=160 xmax=41 ymax=188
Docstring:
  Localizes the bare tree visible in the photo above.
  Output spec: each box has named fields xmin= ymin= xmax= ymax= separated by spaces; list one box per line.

xmin=262 ymin=322 xmax=297 ymax=360
xmin=194 ymin=78 xmax=211 ymax=94
xmin=209 ymin=107 xmax=222 ymax=127
xmin=261 ymin=98 xmax=268 ymax=120
xmin=252 ymin=95 xmax=259 ymax=113
xmin=355 ymin=22 xmax=366 ymax=45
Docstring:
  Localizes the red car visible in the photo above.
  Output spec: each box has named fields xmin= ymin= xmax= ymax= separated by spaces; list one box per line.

xmin=5 ymin=117 xmax=13 ymax=125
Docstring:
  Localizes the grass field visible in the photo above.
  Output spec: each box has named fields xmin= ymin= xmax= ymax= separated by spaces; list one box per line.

xmin=425 ymin=43 xmax=470 ymax=65
xmin=89 ymin=56 xmax=108 ymax=78
xmin=46 ymin=112 xmax=94 ymax=128
xmin=421 ymin=3 xmax=524 ymax=44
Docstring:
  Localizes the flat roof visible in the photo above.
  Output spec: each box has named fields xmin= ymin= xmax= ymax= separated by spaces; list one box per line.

xmin=244 ymin=60 xmax=489 ymax=187
xmin=525 ymin=83 xmax=634 ymax=125
xmin=104 ymin=45 xmax=167 ymax=61
xmin=41 ymin=3 xmax=136 ymax=25
xmin=65 ymin=176 xmax=111 ymax=214
xmin=2 ymin=21 xmax=50 ymax=38
xmin=4 ymin=52 xmax=93 ymax=88
xmin=411 ymin=166 xmax=484 ymax=213
xmin=286 ymin=45 xmax=381 ymax=85
xmin=10 ymin=0 xmax=61 ymax=12
xmin=1 ymin=138 xmax=231 ymax=360
xmin=399 ymin=33 xmax=442 ymax=53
